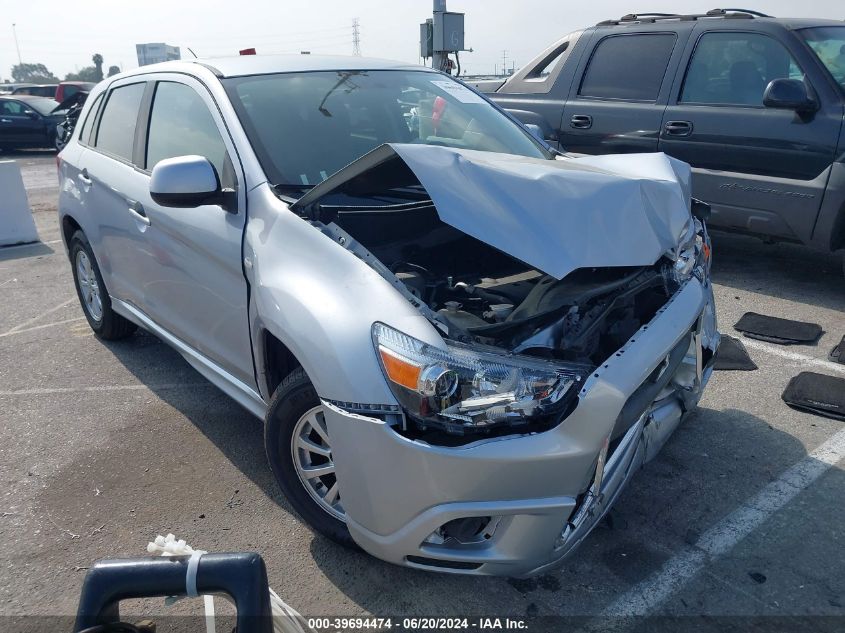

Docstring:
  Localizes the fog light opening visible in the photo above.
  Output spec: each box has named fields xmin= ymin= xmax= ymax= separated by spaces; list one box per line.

xmin=423 ymin=516 xmax=501 ymax=546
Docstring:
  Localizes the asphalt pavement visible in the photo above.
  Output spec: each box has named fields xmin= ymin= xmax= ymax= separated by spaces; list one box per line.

xmin=1 ymin=150 xmax=843 ymax=630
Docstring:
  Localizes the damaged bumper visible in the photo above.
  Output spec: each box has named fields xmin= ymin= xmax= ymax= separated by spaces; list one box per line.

xmin=323 ymin=277 xmax=718 ymax=577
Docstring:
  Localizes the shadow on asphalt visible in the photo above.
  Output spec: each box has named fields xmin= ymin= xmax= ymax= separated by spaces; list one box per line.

xmin=103 ymin=330 xmax=291 ymax=509
xmin=0 ymin=148 xmax=57 ymax=158
xmin=709 ymin=231 xmax=844 ymax=312
xmin=0 ymin=241 xmax=55 ymax=261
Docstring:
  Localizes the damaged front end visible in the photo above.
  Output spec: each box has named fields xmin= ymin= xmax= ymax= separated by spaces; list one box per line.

xmin=290 ymin=143 xmax=715 ymax=445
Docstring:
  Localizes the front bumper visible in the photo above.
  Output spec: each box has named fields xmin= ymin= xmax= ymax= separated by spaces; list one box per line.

xmin=323 ymin=278 xmax=718 ymax=577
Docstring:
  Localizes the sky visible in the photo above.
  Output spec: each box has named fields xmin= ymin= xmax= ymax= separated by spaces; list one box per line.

xmin=3 ymin=0 xmax=843 ymax=82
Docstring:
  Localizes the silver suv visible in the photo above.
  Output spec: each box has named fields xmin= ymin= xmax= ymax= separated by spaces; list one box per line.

xmin=58 ymin=54 xmax=718 ymax=577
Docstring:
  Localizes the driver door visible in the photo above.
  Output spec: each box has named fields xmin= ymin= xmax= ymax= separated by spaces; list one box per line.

xmin=134 ymin=77 xmax=255 ymax=388
xmin=658 ymin=28 xmax=841 ymax=243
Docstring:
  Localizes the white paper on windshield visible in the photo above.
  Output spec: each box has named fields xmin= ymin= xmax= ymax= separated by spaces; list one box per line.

xmin=430 ymin=80 xmax=486 ymax=104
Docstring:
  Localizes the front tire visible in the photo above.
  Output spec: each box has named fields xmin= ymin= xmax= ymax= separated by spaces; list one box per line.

xmin=69 ymin=230 xmax=137 ymax=340
xmin=265 ymin=367 xmax=356 ymax=548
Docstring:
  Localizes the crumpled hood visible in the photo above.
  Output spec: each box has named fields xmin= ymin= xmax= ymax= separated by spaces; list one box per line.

xmin=294 ymin=143 xmax=693 ymax=280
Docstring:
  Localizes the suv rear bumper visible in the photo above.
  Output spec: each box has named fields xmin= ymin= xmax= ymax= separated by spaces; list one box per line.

xmin=323 ymin=278 xmax=718 ymax=577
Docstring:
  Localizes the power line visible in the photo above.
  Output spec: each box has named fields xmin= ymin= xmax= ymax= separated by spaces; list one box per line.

xmin=352 ymin=18 xmax=361 ymax=56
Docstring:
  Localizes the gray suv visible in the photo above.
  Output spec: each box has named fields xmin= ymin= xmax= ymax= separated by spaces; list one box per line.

xmin=476 ymin=10 xmax=845 ymax=274
xmin=57 ymin=54 xmax=717 ymax=576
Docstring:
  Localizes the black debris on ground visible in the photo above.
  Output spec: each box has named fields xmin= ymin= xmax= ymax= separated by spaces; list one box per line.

xmin=714 ymin=335 xmax=757 ymax=371
xmin=782 ymin=372 xmax=845 ymax=422
xmin=734 ymin=312 xmax=822 ymax=345
xmin=829 ymin=335 xmax=845 ymax=365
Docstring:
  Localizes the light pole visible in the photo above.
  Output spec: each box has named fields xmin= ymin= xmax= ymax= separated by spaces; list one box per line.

xmin=12 ymin=23 xmax=23 ymax=66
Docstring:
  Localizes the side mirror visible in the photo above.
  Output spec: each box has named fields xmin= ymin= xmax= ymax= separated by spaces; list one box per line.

xmin=763 ymin=78 xmax=817 ymax=113
xmin=523 ymin=122 xmax=545 ymax=141
xmin=150 ymin=155 xmax=229 ymax=210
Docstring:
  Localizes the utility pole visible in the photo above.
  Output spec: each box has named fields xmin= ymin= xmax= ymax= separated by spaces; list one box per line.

xmin=12 ymin=23 xmax=22 ymax=66
xmin=352 ymin=18 xmax=361 ymax=56
xmin=420 ymin=0 xmax=465 ymax=74
xmin=501 ymin=50 xmax=508 ymax=77
xmin=431 ymin=0 xmax=447 ymax=72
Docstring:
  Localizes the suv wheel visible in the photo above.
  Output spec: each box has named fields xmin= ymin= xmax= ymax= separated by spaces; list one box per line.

xmin=265 ymin=367 xmax=357 ymax=548
xmin=69 ymin=230 xmax=137 ymax=340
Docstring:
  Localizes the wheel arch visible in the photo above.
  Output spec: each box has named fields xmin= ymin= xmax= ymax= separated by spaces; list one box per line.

xmin=259 ymin=328 xmax=303 ymax=400
xmin=61 ymin=214 xmax=83 ymax=253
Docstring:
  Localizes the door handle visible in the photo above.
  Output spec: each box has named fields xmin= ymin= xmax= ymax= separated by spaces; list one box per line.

xmin=0 ymin=118 xmax=11 ymax=124
xmin=570 ymin=114 xmax=593 ymax=129
xmin=78 ymin=168 xmax=92 ymax=187
xmin=664 ymin=120 xmax=693 ymax=136
xmin=128 ymin=200 xmax=150 ymax=225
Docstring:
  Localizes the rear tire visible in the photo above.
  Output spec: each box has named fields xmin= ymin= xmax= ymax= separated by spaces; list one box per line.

xmin=69 ymin=230 xmax=137 ymax=340
xmin=265 ymin=367 xmax=357 ymax=548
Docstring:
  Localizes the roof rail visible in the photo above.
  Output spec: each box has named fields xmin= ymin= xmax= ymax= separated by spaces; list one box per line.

xmin=597 ymin=8 xmax=770 ymax=26
xmin=716 ymin=8 xmax=771 ymax=17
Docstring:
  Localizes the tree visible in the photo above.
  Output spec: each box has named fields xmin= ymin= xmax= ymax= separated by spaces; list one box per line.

xmin=64 ymin=67 xmax=101 ymax=82
xmin=92 ymin=53 xmax=104 ymax=82
xmin=107 ymin=65 xmax=120 ymax=77
xmin=11 ymin=63 xmax=59 ymax=83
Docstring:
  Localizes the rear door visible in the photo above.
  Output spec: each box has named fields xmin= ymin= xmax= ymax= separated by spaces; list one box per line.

xmin=80 ymin=80 xmax=150 ymax=305
xmin=560 ymin=26 xmax=692 ymax=154
xmin=658 ymin=27 xmax=842 ymax=243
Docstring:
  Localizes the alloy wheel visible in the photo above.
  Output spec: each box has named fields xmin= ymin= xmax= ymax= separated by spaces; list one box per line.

xmin=75 ymin=250 xmax=103 ymax=322
xmin=290 ymin=405 xmax=345 ymax=521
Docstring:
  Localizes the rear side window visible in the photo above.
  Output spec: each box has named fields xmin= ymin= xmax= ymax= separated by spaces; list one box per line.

xmin=145 ymin=82 xmax=227 ymax=176
xmin=579 ymin=33 xmax=677 ymax=101
xmin=95 ymin=83 xmax=146 ymax=161
xmin=77 ymin=93 xmax=103 ymax=146
xmin=681 ymin=32 xmax=804 ymax=106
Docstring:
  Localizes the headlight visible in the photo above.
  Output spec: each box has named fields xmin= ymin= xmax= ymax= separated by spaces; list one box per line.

xmin=673 ymin=217 xmax=711 ymax=283
xmin=372 ymin=322 xmax=586 ymax=435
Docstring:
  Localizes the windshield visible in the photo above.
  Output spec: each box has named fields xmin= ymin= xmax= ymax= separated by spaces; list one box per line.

xmin=25 ymin=98 xmax=61 ymax=116
xmin=223 ymin=70 xmax=549 ymax=188
xmin=800 ymin=26 xmax=845 ymax=90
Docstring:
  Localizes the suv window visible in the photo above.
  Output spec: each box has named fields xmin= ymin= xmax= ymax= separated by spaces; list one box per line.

xmin=96 ymin=83 xmax=146 ymax=161
xmin=681 ymin=32 xmax=803 ymax=106
xmin=145 ymin=82 xmax=228 ymax=176
xmin=579 ymin=33 xmax=677 ymax=101
xmin=78 ymin=93 xmax=103 ymax=146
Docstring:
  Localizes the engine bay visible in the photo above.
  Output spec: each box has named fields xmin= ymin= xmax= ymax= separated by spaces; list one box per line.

xmin=297 ymin=180 xmax=680 ymax=369
xmin=291 ymin=152 xmax=686 ymax=439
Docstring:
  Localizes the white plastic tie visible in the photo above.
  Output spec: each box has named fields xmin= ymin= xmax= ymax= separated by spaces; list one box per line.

xmin=186 ymin=550 xmax=203 ymax=598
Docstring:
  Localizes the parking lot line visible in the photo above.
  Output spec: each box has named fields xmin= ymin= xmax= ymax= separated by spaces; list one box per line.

xmin=602 ymin=426 xmax=845 ymax=616
xmin=0 ymin=383 xmax=213 ymax=397
xmin=1 ymin=297 xmax=76 ymax=336
xmin=0 ymin=317 xmax=85 ymax=338
xmin=741 ymin=337 xmax=845 ymax=375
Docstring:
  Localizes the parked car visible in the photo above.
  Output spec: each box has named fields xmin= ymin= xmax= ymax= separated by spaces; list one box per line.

xmin=55 ymin=81 xmax=96 ymax=103
xmin=0 ymin=95 xmax=65 ymax=151
xmin=57 ymin=54 xmax=717 ymax=576
xmin=474 ymin=9 xmax=845 ymax=274
xmin=0 ymin=82 xmax=35 ymax=95
xmin=12 ymin=84 xmax=59 ymax=97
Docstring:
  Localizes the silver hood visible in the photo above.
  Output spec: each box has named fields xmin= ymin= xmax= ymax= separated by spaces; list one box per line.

xmin=292 ymin=143 xmax=693 ymax=280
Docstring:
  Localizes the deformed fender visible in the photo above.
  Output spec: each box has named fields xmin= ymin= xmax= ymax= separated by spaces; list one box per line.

xmin=245 ymin=183 xmax=446 ymax=404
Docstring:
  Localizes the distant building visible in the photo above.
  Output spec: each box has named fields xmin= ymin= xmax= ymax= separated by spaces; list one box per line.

xmin=136 ymin=43 xmax=181 ymax=66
